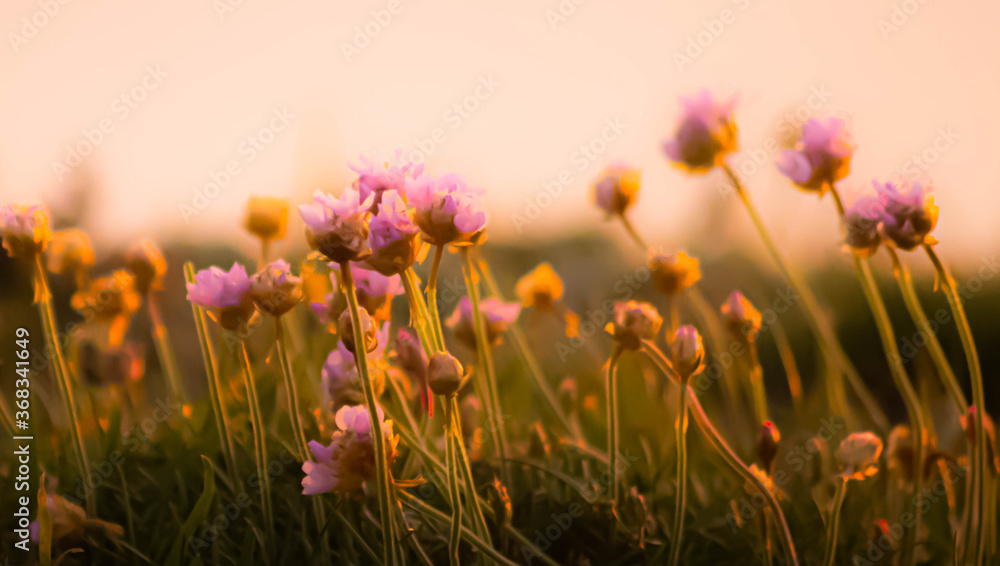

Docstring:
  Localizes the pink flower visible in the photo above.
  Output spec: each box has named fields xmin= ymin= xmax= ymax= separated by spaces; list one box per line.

xmin=1 ymin=203 xmax=51 ymax=258
xmin=662 ymin=90 xmax=738 ymax=173
xmin=350 ymin=150 xmax=424 ymax=209
xmin=446 ymin=296 xmax=519 ymax=348
xmin=843 ymin=195 xmax=884 ymax=257
xmin=322 ymin=323 xmax=389 ymax=412
xmin=366 ymin=190 xmax=421 ymax=275
xmin=670 ymin=325 xmax=705 ymax=378
xmin=777 ymin=117 xmax=855 ymax=192
xmin=250 ymin=259 xmax=301 ymax=316
xmin=299 ymin=189 xmax=374 ymax=263
xmin=311 ymin=263 xmax=403 ymax=328
xmin=875 ymin=180 xmax=938 ymax=250
xmin=186 ymin=263 xmax=258 ymax=332
xmin=302 ymin=404 xmax=399 ymax=495
xmin=593 ymin=161 xmax=641 ymax=217
xmin=404 ymin=173 xmax=488 ymax=246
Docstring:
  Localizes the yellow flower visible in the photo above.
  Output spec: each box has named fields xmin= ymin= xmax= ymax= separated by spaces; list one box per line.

xmin=516 ymin=263 xmax=564 ymax=309
xmin=71 ymin=270 xmax=142 ymax=346
xmin=243 ymin=195 xmax=289 ymax=242
xmin=47 ymin=229 xmax=95 ymax=278
xmin=125 ymin=239 xmax=167 ymax=294
xmin=650 ymin=251 xmax=701 ymax=296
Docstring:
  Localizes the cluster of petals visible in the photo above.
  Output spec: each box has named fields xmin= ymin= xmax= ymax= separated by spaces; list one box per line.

xmin=302 ymin=404 xmax=398 ymax=495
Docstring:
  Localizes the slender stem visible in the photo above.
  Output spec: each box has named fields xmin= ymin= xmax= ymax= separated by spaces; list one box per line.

xmin=147 ymin=292 xmax=186 ymax=403
xmin=642 ymin=341 xmax=799 ymax=566
xmin=886 ymin=247 xmax=967 ymax=413
xmin=401 ymin=268 xmax=438 ymax=356
xmin=460 ymin=247 xmax=510 ymax=488
xmin=427 ymin=245 xmax=447 ymax=351
xmin=449 ymin=395 xmax=493 ymax=544
xmin=821 ymin=479 xmax=848 ymax=566
xmin=668 ymin=375 xmax=689 ymax=566
xmin=445 ymin=397 xmax=463 ymax=566
xmin=748 ymin=344 xmax=769 ymax=426
xmin=341 ymin=262 xmax=399 ymax=565
xmin=924 ymin=243 xmax=988 ymax=566
xmin=237 ymin=341 xmax=274 ymax=548
xmin=400 ymin=492 xmax=516 ymax=566
xmin=275 ymin=319 xmax=309 ymax=460
xmin=619 ymin=215 xmax=649 ymax=250
xmin=606 ymin=350 xmax=622 ymax=511
xmin=33 ymin=255 xmax=94 ymax=516
xmin=769 ymin=320 xmax=804 ymax=415
xmin=184 ymin=263 xmax=239 ymax=479
xmin=723 ymin=164 xmax=889 ymax=431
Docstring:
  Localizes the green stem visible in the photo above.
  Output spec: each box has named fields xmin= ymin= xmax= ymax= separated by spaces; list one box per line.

xmin=723 ymin=164 xmax=888 ymax=431
xmin=33 ymin=254 xmax=94 ymax=516
xmin=769 ymin=320 xmax=804 ymax=415
xmin=341 ymin=262 xmax=399 ymax=565
xmin=449 ymin=396 xmax=493 ymax=545
xmin=184 ymin=263 xmax=239 ymax=480
xmin=748 ymin=344 xmax=769 ymax=426
xmin=427 ymin=245 xmax=447 ymax=351
xmin=821 ymin=479 xmax=848 ymax=566
xmin=460 ymin=247 xmax=510 ymax=488
xmin=147 ymin=293 xmax=186 ymax=403
xmin=924 ymin=243 xmax=988 ymax=566
xmin=401 ymin=268 xmax=437 ymax=357
xmin=606 ymin=349 xmax=622 ymax=511
xmin=237 ymin=341 xmax=274 ymax=549
xmin=400 ymin=492 xmax=516 ymax=566
xmin=642 ymin=341 xmax=799 ymax=566
xmin=668 ymin=375 xmax=689 ymax=566
xmin=445 ymin=397 xmax=463 ymax=566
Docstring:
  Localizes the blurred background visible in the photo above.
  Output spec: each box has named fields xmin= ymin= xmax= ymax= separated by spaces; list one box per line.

xmin=2 ymin=0 xmax=998 ymax=418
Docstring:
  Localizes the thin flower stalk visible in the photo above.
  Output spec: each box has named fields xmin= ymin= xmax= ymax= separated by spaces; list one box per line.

xmin=769 ymin=320 xmax=804 ymax=414
xmin=667 ymin=374 xmax=689 ymax=566
xmin=402 ymin=267 xmax=438 ymax=357
xmin=449 ymin=394 xmax=493 ymax=545
xmin=147 ymin=293 xmax=186 ymax=403
xmin=445 ymin=396 xmax=463 ymax=566
xmin=642 ymin=340 xmax=799 ymax=566
xmin=606 ymin=349 xmax=622 ymax=511
xmin=237 ymin=341 xmax=275 ymax=547
xmin=33 ymin=255 xmax=95 ymax=516
xmin=820 ymin=478 xmax=848 ymax=566
xmin=460 ymin=247 xmax=510 ymax=486
xmin=723 ymin=164 xmax=888 ymax=431
xmin=924 ymin=243 xmax=988 ymax=566
xmin=340 ymin=262 xmax=400 ymax=565
xmin=400 ymin=492 xmax=518 ymax=566
xmin=748 ymin=344 xmax=769 ymax=426
xmin=426 ymin=244 xmax=448 ymax=351
xmin=184 ymin=263 xmax=239 ymax=479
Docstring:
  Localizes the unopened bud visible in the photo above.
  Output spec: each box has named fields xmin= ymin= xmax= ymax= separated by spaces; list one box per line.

xmin=427 ymin=352 xmax=463 ymax=396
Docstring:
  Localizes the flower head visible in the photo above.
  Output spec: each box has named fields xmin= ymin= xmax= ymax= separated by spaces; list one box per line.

xmin=875 ymin=180 xmax=938 ymax=250
xmin=405 ymin=173 xmax=487 ymax=246
xmin=71 ymin=270 xmax=142 ymax=346
xmin=46 ymin=229 xmax=95 ymax=277
xmin=310 ymin=263 xmax=403 ymax=328
xmin=446 ymin=296 xmax=520 ymax=349
xmin=777 ymin=117 xmax=854 ymax=192
xmin=650 ymin=251 xmax=701 ymax=296
xmin=662 ymin=90 xmax=738 ymax=173
xmin=251 ymin=259 xmax=301 ymax=317
xmin=366 ymin=190 xmax=421 ymax=276
xmin=302 ymin=404 xmax=399 ymax=495
xmin=843 ymin=195 xmax=884 ymax=257
xmin=186 ymin=263 xmax=258 ymax=333
xmin=592 ymin=161 xmax=641 ymax=217
xmin=427 ymin=351 xmax=464 ymax=396
xmin=670 ymin=325 xmax=704 ymax=379
xmin=757 ymin=421 xmax=781 ymax=471
xmin=299 ymin=189 xmax=373 ymax=263
xmin=350 ymin=150 xmax=424 ymax=210
xmin=609 ymin=300 xmax=662 ymax=351
xmin=836 ymin=432 xmax=883 ymax=481
xmin=125 ymin=239 xmax=167 ymax=294
xmin=1 ymin=204 xmax=51 ymax=258
xmin=721 ymin=290 xmax=762 ymax=342
xmin=515 ymin=263 xmax=565 ymax=310
xmin=243 ymin=195 xmax=289 ymax=242
xmin=322 ymin=324 xmax=389 ymax=412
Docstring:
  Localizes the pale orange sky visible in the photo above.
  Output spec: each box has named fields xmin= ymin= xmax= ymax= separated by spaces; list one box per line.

xmin=2 ymin=0 xmax=998 ymax=267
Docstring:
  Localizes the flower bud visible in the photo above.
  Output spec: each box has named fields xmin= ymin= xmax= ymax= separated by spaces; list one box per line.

xmin=721 ymin=290 xmax=761 ymax=343
xmin=250 ymin=259 xmax=301 ymax=317
xmin=1 ymin=204 xmax=51 ymax=258
xmin=299 ymin=189 xmax=373 ymax=263
xmin=592 ymin=161 xmax=641 ymax=217
xmin=47 ymin=229 xmax=95 ymax=278
xmin=186 ymin=263 xmax=259 ymax=336
xmin=427 ymin=351 xmax=464 ymax=396
xmin=515 ymin=262 xmax=564 ymax=310
xmin=662 ymin=90 xmax=738 ymax=173
xmin=338 ymin=307 xmax=378 ymax=354
xmin=843 ymin=196 xmax=884 ymax=257
xmin=836 ymin=432 xmax=883 ymax=481
xmin=243 ymin=195 xmax=289 ymax=242
xmin=757 ymin=421 xmax=780 ymax=471
xmin=395 ymin=327 xmax=428 ymax=378
xmin=670 ymin=325 xmax=704 ymax=379
xmin=125 ymin=240 xmax=167 ymax=295
xmin=610 ymin=300 xmax=662 ymax=351
xmin=649 ymin=251 xmax=701 ymax=296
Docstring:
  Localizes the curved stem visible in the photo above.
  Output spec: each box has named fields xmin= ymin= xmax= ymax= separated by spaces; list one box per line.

xmin=821 ymin=479 xmax=848 ymax=566
xmin=237 ymin=341 xmax=274 ymax=548
xmin=723 ymin=164 xmax=888 ymax=431
xmin=924 ymin=244 xmax=987 ymax=566
xmin=606 ymin=350 xmax=622 ymax=512
xmin=147 ymin=292 xmax=186 ymax=403
xmin=748 ymin=344 xmax=769 ymax=426
xmin=33 ymin=255 xmax=95 ymax=516
xmin=341 ymin=262 xmax=399 ymax=565
xmin=445 ymin=397 xmax=463 ymax=566
xmin=667 ymin=376 xmax=689 ymax=566
xmin=642 ymin=341 xmax=799 ymax=566
xmin=400 ymin=492 xmax=515 ymax=566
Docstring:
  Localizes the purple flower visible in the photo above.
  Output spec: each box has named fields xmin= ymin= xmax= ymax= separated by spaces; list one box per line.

xmin=186 ymin=263 xmax=257 ymax=332
xmin=405 ymin=173 xmax=488 ymax=246
xmin=251 ymin=259 xmax=301 ymax=316
xmin=350 ymin=150 xmax=424 ymax=209
xmin=776 ymin=117 xmax=854 ymax=192
xmin=662 ymin=90 xmax=738 ymax=174
xmin=1 ymin=203 xmax=51 ymax=258
xmin=875 ymin=180 xmax=938 ymax=250
xmin=671 ymin=325 xmax=705 ymax=378
xmin=299 ymin=189 xmax=374 ymax=263
xmin=302 ymin=404 xmax=398 ymax=495
xmin=366 ymin=190 xmax=421 ymax=275
xmin=446 ymin=296 xmax=519 ymax=348
xmin=843 ymin=195 xmax=884 ymax=257
xmin=322 ymin=323 xmax=389 ymax=412
xmin=311 ymin=263 xmax=403 ymax=329
xmin=593 ymin=161 xmax=641 ymax=217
